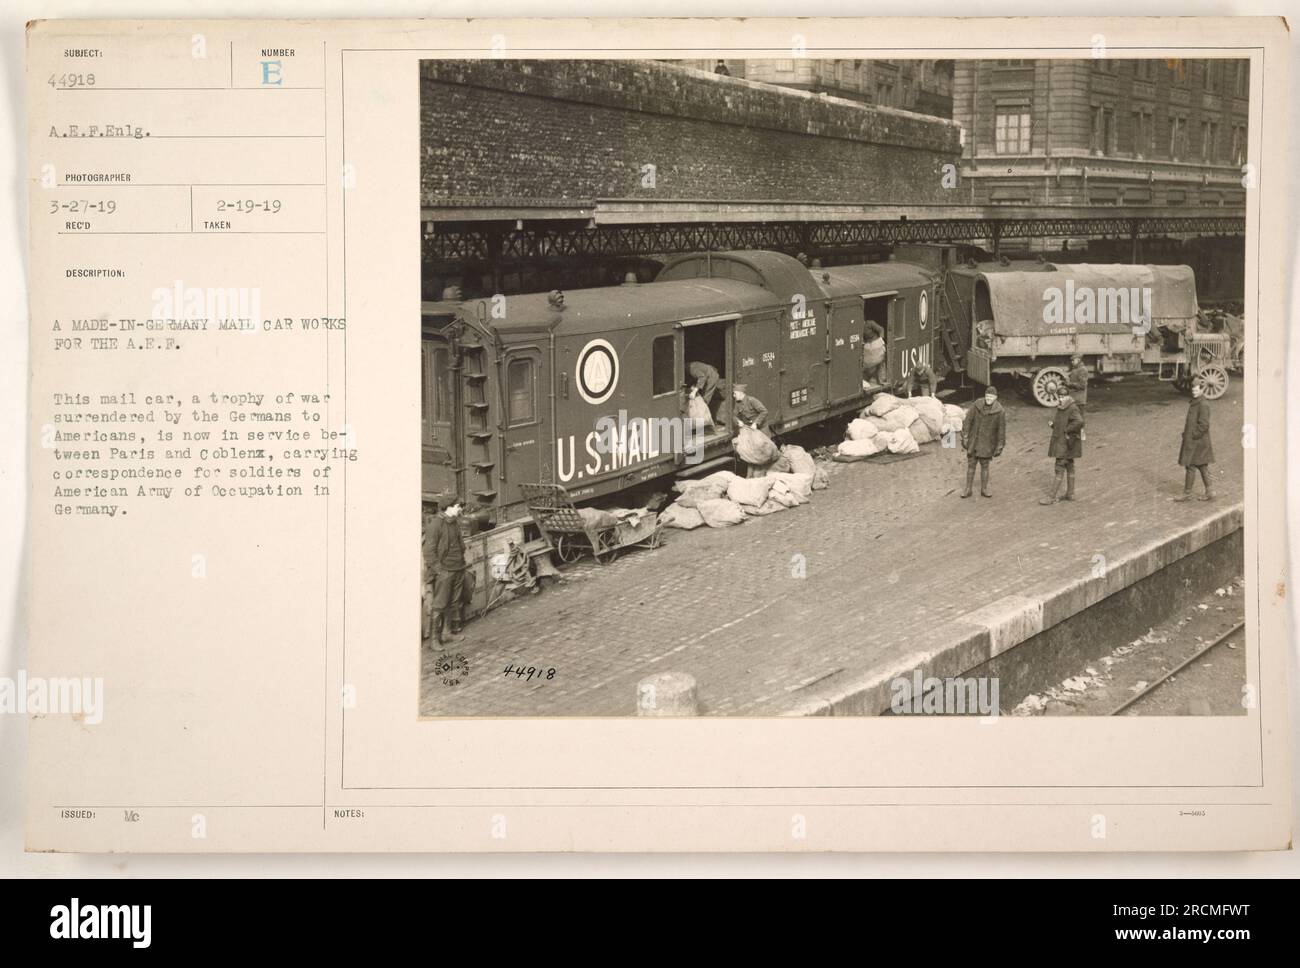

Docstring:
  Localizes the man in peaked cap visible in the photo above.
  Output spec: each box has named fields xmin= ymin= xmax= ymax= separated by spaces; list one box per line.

xmin=730 ymin=384 xmax=769 ymax=435
xmin=960 ymin=385 xmax=1006 ymax=499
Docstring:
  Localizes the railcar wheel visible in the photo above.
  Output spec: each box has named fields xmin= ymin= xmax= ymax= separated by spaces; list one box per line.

xmin=1194 ymin=365 xmax=1229 ymax=400
xmin=554 ymin=534 xmax=583 ymax=563
xmin=1031 ymin=366 xmax=1069 ymax=407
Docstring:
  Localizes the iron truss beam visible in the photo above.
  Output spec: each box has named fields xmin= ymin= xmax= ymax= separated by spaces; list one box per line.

xmin=424 ymin=215 xmax=1245 ymax=263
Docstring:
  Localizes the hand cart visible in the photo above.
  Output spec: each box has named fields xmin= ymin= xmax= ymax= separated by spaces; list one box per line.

xmin=520 ymin=483 xmax=663 ymax=565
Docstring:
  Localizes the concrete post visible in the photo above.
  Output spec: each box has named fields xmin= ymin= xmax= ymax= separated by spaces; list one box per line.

xmin=636 ymin=672 xmax=698 ymax=716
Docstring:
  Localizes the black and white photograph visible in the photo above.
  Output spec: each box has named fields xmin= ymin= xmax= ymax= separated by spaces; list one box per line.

xmin=417 ymin=56 xmax=1250 ymax=719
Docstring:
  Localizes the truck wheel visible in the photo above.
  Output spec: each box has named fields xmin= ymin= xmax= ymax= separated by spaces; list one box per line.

xmin=1194 ymin=365 xmax=1229 ymax=400
xmin=1031 ymin=366 xmax=1069 ymax=407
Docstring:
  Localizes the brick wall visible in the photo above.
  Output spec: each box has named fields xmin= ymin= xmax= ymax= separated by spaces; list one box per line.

xmin=420 ymin=60 xmax=962 ymax=210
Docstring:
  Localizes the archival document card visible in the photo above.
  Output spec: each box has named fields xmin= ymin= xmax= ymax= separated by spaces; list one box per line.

xmin=24 ymin=17 xmax=1291 ymax=851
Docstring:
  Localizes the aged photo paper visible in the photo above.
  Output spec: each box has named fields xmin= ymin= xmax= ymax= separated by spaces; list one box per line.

xmin=23 ymin=16 xmax=1291 ymax=851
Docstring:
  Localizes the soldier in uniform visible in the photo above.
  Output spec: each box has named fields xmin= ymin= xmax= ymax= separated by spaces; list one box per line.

xmin=1064 ymin=354 xmax=1089 ymax=441
xmin=731 ymin=384 xmax=769 ymax=435
xmin=687 ymin=360 xmax=722 ymax=421
xmin=861 ymin=320 xmax=887 ymax=385
xmin=960 ymin=385 xmax=1006 ymax=498
xmin=1175 ymin=383 xmax=1216 ymax=502
xmin=423 ymin=497 xmax=468 ymax=646
xmin=1040 ymin=394 xmax=1085 ymax=505
xmin=904 ymin=362 xmax=937 ymax=398
xmin=1064 ymin=354 xmax=1089 ymax=410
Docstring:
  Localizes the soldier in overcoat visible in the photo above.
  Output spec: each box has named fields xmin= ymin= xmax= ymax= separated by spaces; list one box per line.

xmin=960 ymin=385 xmax=1006 ymax=498
xmin=1040 ymin=394 xmax=1085 ymax=505
xmin=1175 ymin=384 xmax=1216 ymax=502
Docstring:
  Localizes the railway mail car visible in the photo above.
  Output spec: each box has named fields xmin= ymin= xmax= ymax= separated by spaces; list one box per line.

xmin=656 ymin=251 xmax=941 ymax=414
xmin=422 ymin=250 xmax=941 ymax=525
xmin=816 ymin=260 xmax=943 ymax=389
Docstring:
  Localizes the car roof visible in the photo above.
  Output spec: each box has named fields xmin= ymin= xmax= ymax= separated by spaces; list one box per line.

xmin=458 ymin=277 xmax=779 ymax=337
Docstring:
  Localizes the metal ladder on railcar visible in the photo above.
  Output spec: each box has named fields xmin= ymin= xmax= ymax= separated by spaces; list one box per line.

xmin=937 ymin=275 xmax=971 ymax=379
xmin=459 ymin=346 xmax=498 ymax=505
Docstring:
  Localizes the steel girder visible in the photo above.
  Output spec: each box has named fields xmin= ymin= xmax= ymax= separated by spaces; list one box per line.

xmin=424 ymin=215 xmax=1245 ymax=263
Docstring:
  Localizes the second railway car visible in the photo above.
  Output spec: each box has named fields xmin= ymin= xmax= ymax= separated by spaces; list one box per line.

xmin=422 ymin=250 xmax=940 ymax=524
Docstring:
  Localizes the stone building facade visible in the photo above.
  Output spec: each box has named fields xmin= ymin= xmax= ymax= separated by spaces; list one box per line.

xmin=952 ymin=58 xmax=1250 ymax=210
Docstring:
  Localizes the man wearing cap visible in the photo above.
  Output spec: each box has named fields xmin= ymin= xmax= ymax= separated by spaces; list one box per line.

xmin=1175 ymin=383 xmax=1216 ymax=502
xmin=423 ymin=497 xmax=468 ymax=646
xmin=1040 ymin=394 xmax=1085 ymax=505
xmin=861 ymin=320 xmax=887 ymax=385
xmin=687 ymin=360 xmax=721 ymax=420
xmin=960 ymin=385 xmax=1005 ymax=498
xmin=1064 ymin=354 xmax=1089 ymax=440
xmin=731 ymin=384 xmax=769 ymax=435
xmin=904 ymin=361 xmax=937 ymax=399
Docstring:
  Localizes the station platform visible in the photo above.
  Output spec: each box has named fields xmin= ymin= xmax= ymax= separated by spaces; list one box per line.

xmin=420 ymin=376 xmax=1245 ymax=717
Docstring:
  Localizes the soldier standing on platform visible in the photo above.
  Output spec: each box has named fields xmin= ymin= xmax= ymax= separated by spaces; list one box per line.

xmin=960 ymin=385 xmax=1006 ymax=498
xmin=1064 ymin=354 xmax=1089 ymax=440
xmin=1064 ymin=354 xmax=1089 ymax=410
xmin=1175 ymin=383 xmax=1216 ymax=502
xmin=424 ymin=497 xmax=468 ymax=646
xmin=1040 ymin=394 xmax=1085 ymax=505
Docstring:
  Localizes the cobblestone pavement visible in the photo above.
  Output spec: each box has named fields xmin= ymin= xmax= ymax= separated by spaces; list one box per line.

xmin=420 ymin=376 xmax=1245 ymax=717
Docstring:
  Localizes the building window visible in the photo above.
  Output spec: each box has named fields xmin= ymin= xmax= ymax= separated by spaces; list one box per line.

xmin=995 ymin=108 xmax=1031 ymax=154
xmin=1231 ymin=125 xmax=1247 ymax=166
xmin=774 ymin=59 xmax=794 ymax=72
xmin=1090 ymin=106 xmax=1115 ymax=155
xmin=1131 ymin=110 xmax=1154 ymax=158
xmin=1169 ymin=116 xmax=1188 ymax=160
xmin=651 ymin=335 xmax=675 ymax=397
xmin=1234 ymin=61 xmax=1249 ymax=97
xmin=995 ymin=59 xmax=1031 ymax=67
xmin=1134 ymin=60 xmax=1156 ymax=81
xmin=506 ymin=357 xmax=535 ymax=426
xmin=1201 ymin=121 xmax=1219 ymax=162
xmin=875 ymin=81 xmax=894 ymax=106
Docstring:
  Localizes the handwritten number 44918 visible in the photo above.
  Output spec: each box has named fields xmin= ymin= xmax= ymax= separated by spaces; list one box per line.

xmin=503 ymin=665 xmax=556 ymax=682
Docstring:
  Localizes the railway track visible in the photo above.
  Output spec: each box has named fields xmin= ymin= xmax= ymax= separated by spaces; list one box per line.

xmin=1107 ymin=620 xmax=1246 ymax=716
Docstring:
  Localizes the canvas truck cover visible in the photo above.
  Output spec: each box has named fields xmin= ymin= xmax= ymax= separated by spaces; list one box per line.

xmin=980 ymin=264 xmax=1198 ymax=337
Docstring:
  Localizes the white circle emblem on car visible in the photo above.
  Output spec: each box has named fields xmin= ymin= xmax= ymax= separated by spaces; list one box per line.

xmin=576 ymin=339 xmax=619 ymax=405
